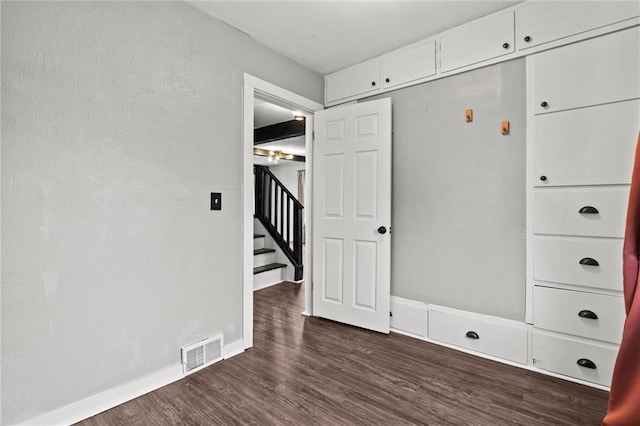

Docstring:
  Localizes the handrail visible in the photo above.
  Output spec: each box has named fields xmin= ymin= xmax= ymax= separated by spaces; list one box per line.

xmin=254 ymin=165 xmax=303 ymax=281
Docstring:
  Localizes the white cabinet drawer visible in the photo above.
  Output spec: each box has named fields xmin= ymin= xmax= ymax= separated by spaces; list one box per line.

xmin=428 ymin=310 xmax=527 ymax=364
xmin=382 ymin=40 xmax=436 ymax=90
xmin=534 ymin=237 xmax=623 ymax=292
xmin=516 ymin=1 xmax=640 ymax=51
xmin=440 ymin=10 xmax=514 ymax=73
xmin=534 ymin=99 xmax=639 ymax=187
xmin=533 ymin=286 xmax=624 ymax=344
xmin=534 ymin=188 xmax=629 ymax=238
xmin=532 ymin=332 xmax=618 ymax=387
xmin=532 ymin=27 xmax=640 ymax=114
xmin=325 ymin=60 xmax=381 ymax=104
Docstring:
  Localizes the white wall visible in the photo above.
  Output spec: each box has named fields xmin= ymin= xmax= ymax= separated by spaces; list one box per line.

xmin=0 ymin=2 xmax=322 ymax=424
xmin=367 ymin=59 xmax=526 ymax=321
xmin=269 ymin=161 xmax=304 ymax=202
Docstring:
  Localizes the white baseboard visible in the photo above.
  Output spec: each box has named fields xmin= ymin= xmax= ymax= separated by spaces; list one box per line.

xmin=222 ymin=339 xmax=245 ymax=359
xmin=21 ymin=337 xmax=248 ymax=426
xmin=22 ymin=364 xmax=183 ymax=426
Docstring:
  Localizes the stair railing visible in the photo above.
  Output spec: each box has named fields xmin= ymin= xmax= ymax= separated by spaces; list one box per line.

xmin=254 ymin=165 xmax=303 ymax=280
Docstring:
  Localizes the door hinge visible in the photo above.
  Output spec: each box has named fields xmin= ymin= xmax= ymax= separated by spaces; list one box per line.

xmin=390 ymin=311 xmax=393 ymax=317
xmin=312 ymin=130 xmax=315 ymax=141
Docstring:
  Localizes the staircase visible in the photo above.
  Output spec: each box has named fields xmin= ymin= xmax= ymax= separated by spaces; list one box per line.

xmin=253 ymin=233 xmax=287 ymax=290
xmin=253 ymin=165 xmax=304 ymax=288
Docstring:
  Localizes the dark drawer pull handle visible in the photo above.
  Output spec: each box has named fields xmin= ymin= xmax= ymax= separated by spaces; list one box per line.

xmin=465 ymin=331 xmax=479 ymax=340
xmin=371 ymin=81 xmax=376 ymax=87
xmin=579 ymin=206 xmax=599 ymax=214
xmin=577 ymin=358 xmax=597 ymax=370
xmin=578 ymin=310 xmax=598 ymax=320
xmin=524 ymin=36 xmax=532 ymax=43
xmin=540 ymin=101 xmax=548 ymax=108
xmin=579 ymin=257 xmax=599 ymax=267
xmin=385 ymin=77 xmax=390 ymax=83
xmin=502 ymin=42 xmax=510 ymax=49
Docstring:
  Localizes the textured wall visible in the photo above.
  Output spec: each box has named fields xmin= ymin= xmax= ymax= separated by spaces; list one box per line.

xmin=367 ymin=59 xmax=526 ymax=320
xmin=1 ymin=2 xmax=322 ymax=424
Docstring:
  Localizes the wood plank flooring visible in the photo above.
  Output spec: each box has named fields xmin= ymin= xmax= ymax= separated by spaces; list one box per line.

xmin=78 ymin=282 xmax=609 ymax=425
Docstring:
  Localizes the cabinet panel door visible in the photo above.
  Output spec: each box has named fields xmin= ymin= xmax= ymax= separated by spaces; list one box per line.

xmin=534 ymin=188 xmax=629 ymax=238
xmin=325 ymin=61 xmax=381 ymax=104
xmin=532 ymin=27 xmax=640 ymax=114
xmin=440 ymin=10 xmax=514 ymax=73
xmin=534 ymin=100 xmax=639 ymax=187
xmin=534 ymin=286 xmax=624 ymax=344
xmin=534 ymin=237 xmax=623 ymax=292
xmin=382 ymin=40 xmax=436 ymax=89
xmin=517 ymin=1 xmax=640 ymax=51
xmin=532 ymin=332 xmax=617 ymax=387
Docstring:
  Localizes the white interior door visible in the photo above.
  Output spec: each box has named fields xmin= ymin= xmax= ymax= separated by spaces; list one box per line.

xmin=312 ymin=98 xmax=392 ymax=333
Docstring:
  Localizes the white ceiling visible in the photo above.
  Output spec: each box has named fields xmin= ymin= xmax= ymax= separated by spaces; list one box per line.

xmin=189 ymin=1 xmax=522 ymax=75
xmin=254 ymin=99 xmax=299 ymax=128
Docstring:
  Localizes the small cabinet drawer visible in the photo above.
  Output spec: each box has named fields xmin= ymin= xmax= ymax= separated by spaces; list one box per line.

xmin=532 ymin=27 xmax=640 ymax=114
xmin=440 ymin=10 xmax=514 ymax=73
xmin=532 ymin=332 xmax=618 ymax=387
xmin=533 ymin=286 xmax=624 ymax=344
xmin=428 ymin=310 xmax=527 ymax=364
xmin=534 ymin=100 xmax=639 ymax=187
xmin=325 ymin=60 xmax=381 ymax=104
xmin=534 ymin=188 xmax=629 ymax=238
xmin=534 ymin=237 xmax=623 ymax=292
xmin=382 ymin=40 xmax=436 ymax=89
xmin=516 ymin=1 xmax=640 ymax=51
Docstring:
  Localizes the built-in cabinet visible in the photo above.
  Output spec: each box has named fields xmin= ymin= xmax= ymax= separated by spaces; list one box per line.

xmin=325 ymin=1 xmax=640 ymax=107
xmin=327 ymin=0 xmax=640 ymax=390
xmin=528 ymin=26 xmax=640 ymax=387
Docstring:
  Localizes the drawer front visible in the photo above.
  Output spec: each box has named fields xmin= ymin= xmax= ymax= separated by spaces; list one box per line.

xmin=534 ymin=188 xmax=629 ymax=238
xmin=428 ymin=310 xmax=527 ymax=364
xmin=533 ymin=286 xmax=624 ymax=344
xmin=534 ymin=237 xmax=623 ymax=292
xmin=532 ymin=332 xmax=618 ymax=387
xmin=534 ymin=99 xmax=639 ymax=187
xmin=532 ymin=27 xmax=640 ymax=114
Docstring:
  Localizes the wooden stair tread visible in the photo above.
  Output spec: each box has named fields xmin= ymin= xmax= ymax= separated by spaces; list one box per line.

xmin=253 ymin=263 xmax=286 ymax=275
xmin=254 ymin=248 xmax=276 ymax=255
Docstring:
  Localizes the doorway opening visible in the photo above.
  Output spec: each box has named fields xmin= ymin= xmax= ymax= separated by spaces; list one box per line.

xmin=242 ymin=74 xmax=323 ymax=350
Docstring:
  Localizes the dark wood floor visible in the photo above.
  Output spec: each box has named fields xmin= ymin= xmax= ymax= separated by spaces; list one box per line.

xmin=79 ymin=282 xmax=609 ymax=425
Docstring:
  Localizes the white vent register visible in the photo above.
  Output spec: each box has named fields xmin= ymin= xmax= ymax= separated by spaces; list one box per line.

xmin=181 ymin=334 xmax=223 ymax=375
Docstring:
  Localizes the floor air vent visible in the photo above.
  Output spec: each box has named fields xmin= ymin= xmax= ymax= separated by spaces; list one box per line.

xmin=181 ymin=334 xmax=223 ymax=375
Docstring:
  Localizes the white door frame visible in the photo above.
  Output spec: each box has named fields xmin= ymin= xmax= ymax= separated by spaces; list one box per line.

xmin=242 ymin=73 xmax=323 ymax=349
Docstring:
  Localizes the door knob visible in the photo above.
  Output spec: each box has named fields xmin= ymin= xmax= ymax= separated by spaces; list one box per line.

xmin=502 ymin=42 xmax=510 ymax=49
xmin=540 ymin=101 xmax=548 ymax=108
xmin=524 ymin=36 xmax=532 ymax=43
xmin=371 ymin=81 xmax=376 ymax=87
xmin=377 ymin=226 xmax=387 ymax=234
xmin=385 ymin=77 xmax=390 ymax=83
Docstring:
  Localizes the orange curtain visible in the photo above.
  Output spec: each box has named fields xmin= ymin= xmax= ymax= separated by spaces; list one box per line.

xmin=603 ymin=132 xmax=640 ymax=425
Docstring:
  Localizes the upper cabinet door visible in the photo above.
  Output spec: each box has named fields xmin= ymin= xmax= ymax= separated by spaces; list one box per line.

xmin=381 ymin=40 xmax=436 ymax=89
xmin=325 ymin=61 xmax=381 ymax=105
xmin=440 ymin=10 xmax=514 ymax=73
xmin=532 ymin=27 xmax=640 ymax=115
xmin=516 ymin=1 xmax=640 ymax=51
